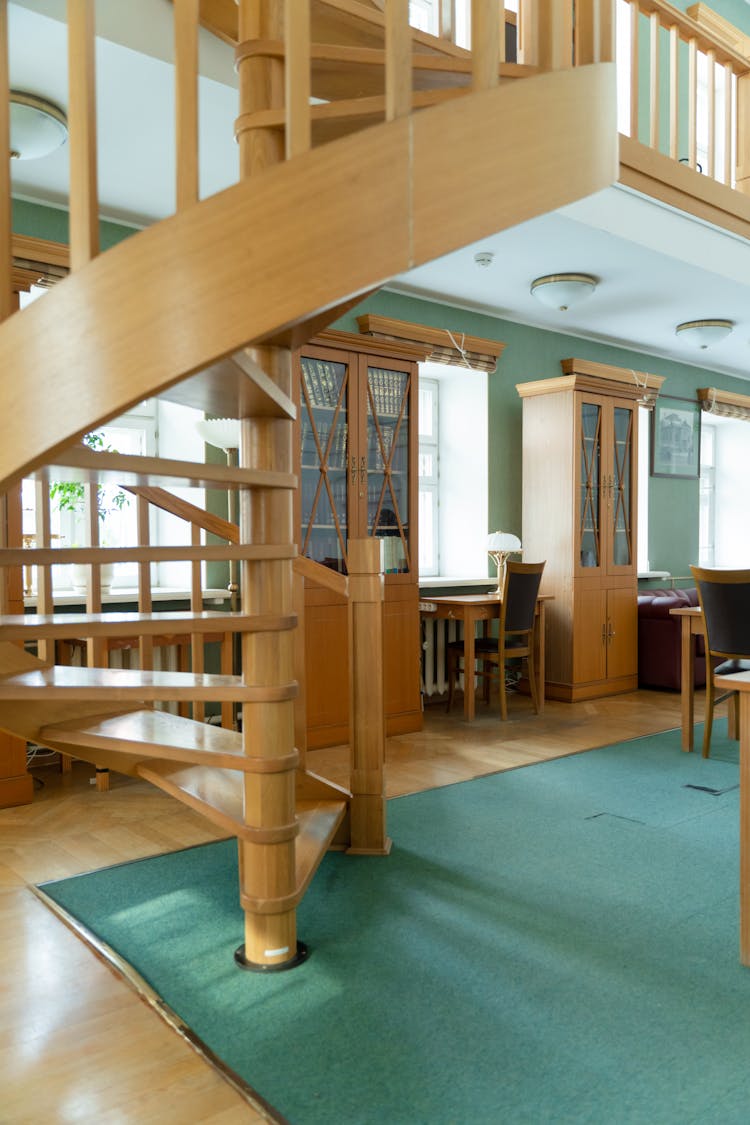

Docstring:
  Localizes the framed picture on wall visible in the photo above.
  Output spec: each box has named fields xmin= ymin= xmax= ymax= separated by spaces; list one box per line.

xmin=651 ymin=396 xmax=701 ymax=479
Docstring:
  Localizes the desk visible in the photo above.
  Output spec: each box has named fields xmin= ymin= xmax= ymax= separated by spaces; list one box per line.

xmin=419 ymin=593 xmax=549 ymax=721
xmin=670 ymin=605 xmax=705 ymax=752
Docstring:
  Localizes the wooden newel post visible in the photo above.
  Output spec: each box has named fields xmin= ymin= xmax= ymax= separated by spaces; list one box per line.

xmin=347 ymin=538 xmax=392 ymax=856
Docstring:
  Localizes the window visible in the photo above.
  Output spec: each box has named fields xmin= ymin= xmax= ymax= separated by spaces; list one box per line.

xmin=637 ymin=405 xmax=650 ymax=572
xmin=699 ymin=416 xmax=750 ymax=567
xmin=418 ymin=361 xmax=488 ymax=580
xmin=418 ymin=379 xmax=439 ymax=575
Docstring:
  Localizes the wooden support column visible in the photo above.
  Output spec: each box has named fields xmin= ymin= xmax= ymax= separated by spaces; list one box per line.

xmin=347 ymin=538 xmax=390 ymax=856
xmin=237 ymin=348 xmax=300 ymax=969
xmin=234 ymin=0 xmax=302 ymax=971
xmin=67 ymin=0 xmax=99 ymax=269
xmin=575 ymin=0 xmax=615 ymax=66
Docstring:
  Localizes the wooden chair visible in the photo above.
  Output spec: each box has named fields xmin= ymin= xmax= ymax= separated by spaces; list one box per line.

xmin=690 ymin=565 xmax=750 ymax=758
xmin=447 ymin=561 xmax=546 ymax=720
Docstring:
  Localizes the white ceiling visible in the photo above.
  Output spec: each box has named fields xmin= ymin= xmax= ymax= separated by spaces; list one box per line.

xmin=9 ymin=0 xmax=750 ymax=383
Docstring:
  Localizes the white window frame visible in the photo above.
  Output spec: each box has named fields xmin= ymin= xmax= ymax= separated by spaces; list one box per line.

xmin=418 ymin=378 xmax=440 ymax=576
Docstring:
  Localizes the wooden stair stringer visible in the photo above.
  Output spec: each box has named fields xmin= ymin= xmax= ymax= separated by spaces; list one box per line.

xmin=138 ymin=759 xmax=349 ymax=905
xmin=0 ymin=62 xmax=617 ymax=492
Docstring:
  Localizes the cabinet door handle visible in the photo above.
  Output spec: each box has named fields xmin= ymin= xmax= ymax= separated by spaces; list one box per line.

xmin=351 ymin=455 xmax=357 ymax=484
xmin=607 ymin=621 xmax=616 ymax=643
xmin=601 ymin=623 xmax=607 ymax=644
xmin=360 ymin=456 xmax=367 ymax=483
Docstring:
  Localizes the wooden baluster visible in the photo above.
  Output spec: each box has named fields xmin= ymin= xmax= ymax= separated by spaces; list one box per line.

xmin=190 ymin=522 xmax=205 ymax=722
xmin=136 ymin=494 xmax=154 ymax=674
xmin=286 ymin=0 xmax=311 ymax=156
xmin=385 ymin=0 xmax=411 ymax=121
xmin=537 ymin=0 xmax=572 ymax=72
xmin=471 ymin=0 xmax=500 ymax=91
xmin=707 ymin=48 xmax=716 ymax=179
xmin=67 ymin=0 xmax=99 ymax=269
xmin=0 ymin=0 xmax=12 ymax=322
xmin=83 ymin=481 xmax=104 ymax=665
xmin=630 ymin=1 xmax=639 ymax=140
xmin=517 ymin=0 xmax=535 ymax=67
xmin=725 ymin=65 xmax=733 ymax=186
xmin=174 ymin=0 xmax=200 ymax=210
xmin=33 ymin=480 xmax=53 ymax=660
xmin=688 ymin=38 xmax=698 ymax=169
xmin=669 ymin=25 xmax=678 ymax=161
xmin=438 ymin=0 xmax=456 ymax=42
xmin=499 ymin=1 xmax=506 ymax=64
xmin=575 ymin=0 xmax=614 ymax=66
xmin=649 ymin=11 xmax=659 ymax=151
xmin=348 ymin=538 xmax=390 ymax=856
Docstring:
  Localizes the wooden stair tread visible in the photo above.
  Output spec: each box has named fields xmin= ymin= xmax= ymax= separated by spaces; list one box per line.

xmin=0 ymin=542 xmax=295 ymax=567
xmin=0 ymin=665 xmax=296 ymax=702
xmin=136 ymin=760 xmax=348 ymax=886
xmin=0 ymin=610 xmax=295 ymax=642
xmin=39 ymin=708 xmax=257 ymax=771
xmin=29 ymin=445 xmax=295 ymax=490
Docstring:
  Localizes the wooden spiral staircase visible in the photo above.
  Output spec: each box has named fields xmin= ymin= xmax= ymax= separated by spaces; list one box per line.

xmin=0 ymin=0 xmax=617 ymax=970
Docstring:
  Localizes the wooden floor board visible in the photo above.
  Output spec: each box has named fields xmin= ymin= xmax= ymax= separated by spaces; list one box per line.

xmin=0 ymin=688 xmax=688 ymax=1121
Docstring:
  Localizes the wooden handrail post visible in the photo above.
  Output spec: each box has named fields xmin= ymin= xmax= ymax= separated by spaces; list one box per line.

xmin=737 ymin=74 xmax=750 ymax=195
xmin=347 ymin=537 xmax=391 ymax=856
xmin=67 ymin=0 xmax=99 ymax=269
xmin=174 ymin=0 xmax=200 ymax=210
xmin=471 ymin=0 xmax=500 ymax=91
xmin=385 ymin=0 xmax=411 ymax=121
xmin=537 ymin=0 xmax=573 ymax=72
xmin=575 ymin=0 xmax=615 ymax=66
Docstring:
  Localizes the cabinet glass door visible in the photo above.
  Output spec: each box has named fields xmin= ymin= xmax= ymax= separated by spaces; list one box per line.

xmin=300 ymin=355 xmax=349 ymax=573
xmin=366 ymin=364 xmax=411 ymax=575
xmin=579 ymin=401 xmax=601 ymax=568
xmin=611 ymin=404 xmax=634 ymax=567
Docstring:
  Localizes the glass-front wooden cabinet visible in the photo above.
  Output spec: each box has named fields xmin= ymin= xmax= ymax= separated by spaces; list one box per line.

xmin=575 ymin=393 xmax=636 ymax=578
xmin=295 ymin=332 xmax=425 ymax=749
xmin=299 ymin=346 xmax=415 ymax=579
xmin=518 ymin=359 xmax=663 ymax=703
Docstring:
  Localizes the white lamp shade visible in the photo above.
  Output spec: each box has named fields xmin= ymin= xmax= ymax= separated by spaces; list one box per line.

xmin=10 ymin=93 xmax=67 ymax=160
xmin=195 ymin=418 xmax=241 ymax=450
xmin=487 ymin=531 xmax=521 ymax=552
xmin=675 ymin=319 xmax=733 ymax=349
xmin=530 ymin=273 xmax=597 ymax=311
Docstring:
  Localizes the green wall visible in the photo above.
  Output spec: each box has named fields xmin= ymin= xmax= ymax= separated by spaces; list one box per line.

xmin=335 ymin=289 xmax=750 ymax=578
xmin=12 ymin=197 xmax=139 ymax=251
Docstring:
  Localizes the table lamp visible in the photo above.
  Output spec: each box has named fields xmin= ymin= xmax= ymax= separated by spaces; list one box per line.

xmin=487 ymin=531 xmax=521 ymax=593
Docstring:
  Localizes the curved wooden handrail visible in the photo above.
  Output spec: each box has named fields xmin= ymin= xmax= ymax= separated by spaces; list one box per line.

xmin=0 ymin=63 xmax=617 ymax=492
xmin=293 ymin=554 xmax=348 ymax=598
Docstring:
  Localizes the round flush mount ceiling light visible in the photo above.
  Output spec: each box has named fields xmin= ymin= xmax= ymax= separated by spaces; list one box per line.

xmin=675 ymin=319 xmax=734 ymax=349
xmin=530 ymin=273 xmax=598 ymax=311
xmin=9 ymin=92 xmax=68 ymax=160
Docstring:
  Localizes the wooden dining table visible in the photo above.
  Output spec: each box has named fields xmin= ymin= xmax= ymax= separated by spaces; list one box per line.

xmin=419 ymin=591 xmax=550 ymax=721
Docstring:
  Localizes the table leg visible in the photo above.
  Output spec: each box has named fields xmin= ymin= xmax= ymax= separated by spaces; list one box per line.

xmin=536 ymin=602 xmax=546 ymax=715
xmin=680 ymin=616 xmax=695 ymax=752
xmin=740 ymin=693 xmax=750 ymax=966
xmin=463 ymin=611 xmax=476 ymax=722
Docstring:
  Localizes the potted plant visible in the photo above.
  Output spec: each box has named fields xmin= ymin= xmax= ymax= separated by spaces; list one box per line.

xmin=50 ymin=431 xmax=129 ymax=592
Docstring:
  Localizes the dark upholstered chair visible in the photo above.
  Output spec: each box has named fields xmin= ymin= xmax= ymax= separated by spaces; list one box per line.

xmin=690 ymin=566 xmax=750 ymax=758
xmin=447 ymin=561 xmax=545 ymax=720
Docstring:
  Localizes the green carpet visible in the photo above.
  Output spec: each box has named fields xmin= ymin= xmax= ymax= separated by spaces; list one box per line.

xmin=40 ymin=723 xmax=750 ymax=1125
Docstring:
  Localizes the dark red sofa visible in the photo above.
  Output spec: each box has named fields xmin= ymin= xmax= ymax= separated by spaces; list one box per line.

xmin=637 ymin=587 xmax=706 ymax=691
